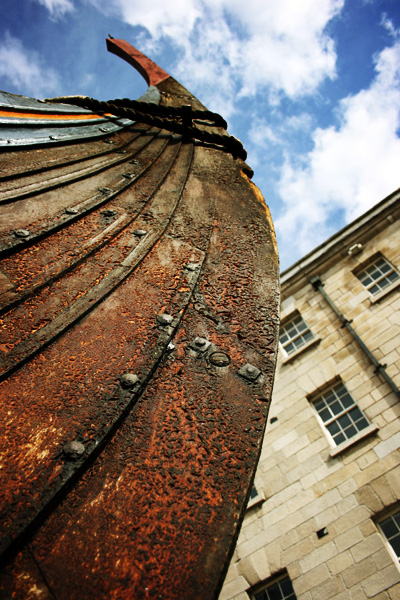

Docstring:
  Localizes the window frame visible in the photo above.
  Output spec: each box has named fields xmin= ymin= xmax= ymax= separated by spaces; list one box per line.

xmin=308 ymin=380 xmax=377 ymax=456
xmin=376 ymin=506 xmax=400 ymax=571
xmin=249 ymin=572 xmax=297 ymax=600
xmin=279 ymin=311 xmax=316 ymax=360
xmin=354 ymin=253 xmax=400 ymax=300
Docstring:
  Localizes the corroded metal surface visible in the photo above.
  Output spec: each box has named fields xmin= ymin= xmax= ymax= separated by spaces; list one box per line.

xmin=0 ymin=39 xmax=279 ymax=599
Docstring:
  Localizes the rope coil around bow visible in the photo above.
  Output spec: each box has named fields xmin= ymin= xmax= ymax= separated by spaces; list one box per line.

xmin=45 ymin=95 xmax=247 ymax=160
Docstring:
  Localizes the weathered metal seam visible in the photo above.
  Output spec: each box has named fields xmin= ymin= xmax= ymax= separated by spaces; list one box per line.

xmin=0 ymin=98 xmax=107 ymax=115
xmin=26 ymin=545 xmax=58 ymax=600
xmin=0 ymin=132 xmax=169 ymax=258
xmin=0 ymin=254 xmax=205 ymax=568
xmin=0 ymin=120 xmax=134 ymax=149
xmin=0 ymin=125 xmax=151 ymax=184
xmin=0 ymin=142 xmax=195 ymax=380
xmin=0 ymin=146 xmax=202 ymax=568
xmin=0 ymin=230 xmax=158 ymax=380
xmin=0 ymin=116 xmax=121 ymax=126
xmin=0 ymin=140 xmax=183 ymax=315
xmin=0 ymin=128 xmax=160 ymax=205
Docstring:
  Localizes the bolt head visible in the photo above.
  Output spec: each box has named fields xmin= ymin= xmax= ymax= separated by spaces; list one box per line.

xmin=63 ymin=440 xmax=85 ymax=459
xmin=191 ymin=337 xmax=211 ymax=352
xmin=157 ymin=313 xmax=173 ymax=325
xmin=209 ymin=352 xmax=231 ymax=367
xmin=133 ymin=229 xmax=147 ymax=237
xmin=65 ymin=207 xmax=79 ymax=215
xmin=120 ymin=373 xmax=139 ymax=389
xmin=238 ymin=363 xmax=261 ymax=381
xmin=14 ymin=229 xmax=30 ymax=238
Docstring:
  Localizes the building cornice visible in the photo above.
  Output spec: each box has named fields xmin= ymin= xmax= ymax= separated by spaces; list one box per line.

xmin=280 ymin=188 xmax=400 ymax=297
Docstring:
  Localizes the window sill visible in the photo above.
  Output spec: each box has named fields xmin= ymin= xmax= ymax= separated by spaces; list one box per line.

xmin=281 ymin=337 xmax=321 ymax=365
xmin=247 ymin=494 xmax=265 ymax=510
xmin=329 ymin=423 xmax=379 ymax=458
xmin=369 ymin=279 xmax=400 ymax=304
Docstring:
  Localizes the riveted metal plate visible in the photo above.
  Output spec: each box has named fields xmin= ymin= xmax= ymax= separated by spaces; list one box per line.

xmin=0 ymin=41 xmax=279 ymax=600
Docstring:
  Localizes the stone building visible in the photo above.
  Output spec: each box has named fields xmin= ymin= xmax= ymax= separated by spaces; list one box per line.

xmin=220 ymin=189 xmax=400 ymax=600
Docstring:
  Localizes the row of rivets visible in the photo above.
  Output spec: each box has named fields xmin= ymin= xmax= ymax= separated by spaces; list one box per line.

xmin=63 ymin=372 xmax=140 ymax=458
xmin=189 ymin=335 xmax=261 ymax=379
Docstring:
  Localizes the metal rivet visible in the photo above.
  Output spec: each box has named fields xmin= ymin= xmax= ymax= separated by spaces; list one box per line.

xmin=101 ymin=209 xmax=117 ymax=217
xmin=209 ymin=352 xmax=231 ymax=367
xmin=157 ymin=313 xmax=173 ymax=325
xmin=65 ymin=207 xmax=79 ymax=215
xmin=14 ymin=229 xmax=30 ymax=238
xmin=191 ymin=337 xmax=211 ymax=352
xmin=120 ymin=373 xmax=139 ymax=389
xmin=63 ymin=440 xmax=85 ymax=459
xmin=238 ymin=363 xmax=261 ymax=381
xmin=133 ymin=229 xmax=147 ymax=237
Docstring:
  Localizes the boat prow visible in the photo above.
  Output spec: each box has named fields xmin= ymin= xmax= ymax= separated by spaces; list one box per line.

xmin=0 ymin=38 xmax=279 ymax=599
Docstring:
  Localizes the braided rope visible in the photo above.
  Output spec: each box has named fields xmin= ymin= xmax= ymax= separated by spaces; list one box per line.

xmin=46 ymin=95 xmax=247 ymax=160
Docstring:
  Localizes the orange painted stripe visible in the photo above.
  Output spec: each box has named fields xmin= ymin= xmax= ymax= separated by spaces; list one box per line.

xmin=0 ymin=110 xmax=114 ymax=120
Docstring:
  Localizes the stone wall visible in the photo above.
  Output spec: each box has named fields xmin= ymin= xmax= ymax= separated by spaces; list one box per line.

xmin=220 ymin=194 xmax=400 ymax=600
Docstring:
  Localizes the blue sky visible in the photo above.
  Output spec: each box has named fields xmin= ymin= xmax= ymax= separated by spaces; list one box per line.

xmin=1 ymin=0 xmax=400 ymax=269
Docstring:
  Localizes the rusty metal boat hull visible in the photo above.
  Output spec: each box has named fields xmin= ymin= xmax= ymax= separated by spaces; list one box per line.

xmin=0 ymin=39 xmax=279 ymax=599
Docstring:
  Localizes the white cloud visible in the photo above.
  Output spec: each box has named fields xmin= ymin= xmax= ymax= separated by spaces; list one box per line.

xmin=0 ymin=33 xmax=60 ymax=97
xmin=33 ymin=0 xmax=75 ymax=19
xmin=88 ymin=0 xmax=344 ymax=110
xmin=275 ymin=39 xmax=400 ymax=262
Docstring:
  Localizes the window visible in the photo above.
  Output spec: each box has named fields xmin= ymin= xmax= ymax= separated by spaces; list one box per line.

xmin=378 ymin=509 xmax=400 ymax=564
xmin=312 ymin=382 xmax=369 ymax=446
xmin=250 ymin=485 xmax=258 ymax=501
xmin=279 ymin=313 xmax=313 ymax=356
xmin=356 ymin=255 xmax=399 ymax=296
xmin=247 ymin=484 xmax=265 ymax=509
xmin=251 ymin=574 xmax=297 ymax=600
